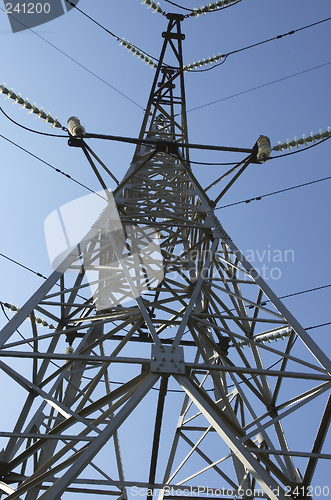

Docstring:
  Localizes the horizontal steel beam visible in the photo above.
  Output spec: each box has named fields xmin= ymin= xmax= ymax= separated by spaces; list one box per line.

xmin=185 ymin=363 xmax=330 ymax=381
xmin=0 ymin=432 xmax=94 ymax=441
xmin=0 ymin=351 xmax=329 ymax=381
xmin=80 ymin=134 xmax=253 ymax=154
xmin=244 ymin=448 xmax=331 ymax=459
xmin=0 ymin=350 xmax=149 ymax=365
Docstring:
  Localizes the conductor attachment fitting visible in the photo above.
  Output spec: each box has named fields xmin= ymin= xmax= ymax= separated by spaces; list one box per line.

xmin=67 ymin=116 xmax=86 ymax=137
xmin=256 ymin=135 xmax=272 ymax=162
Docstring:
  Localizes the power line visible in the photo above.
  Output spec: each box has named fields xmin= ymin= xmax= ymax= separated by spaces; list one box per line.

xmin=0 ymin=109 xmax=242 ymax=183
xmin=0 ymin=133 xmax=107 ymax=197
xmin=279 ymin=285 xmax=331 ymax=301
xmin=1 ymin=248 xmax=329 ymax=304
xmin=215 ymin=175 xmax=331 ymax=210
xmin=2 ymin=107 xmax=329 ymax=210
xmin=0 ymin=253 xmax=89 ymax=301
xmin=143 ymin=0 xmax=243 ymax=16
xmin=161 ymin=0 xmax=192 ymax=12
xmin=188 ymin=135 xmax=329 ymax=164
xmin=187 ymin=61 xmax=331 ymax=112
xmin=161 ymin=0 xmax=243 ymax=16
xmin=0 ymin=106 xmax=67 ymax=137
xmin=64 ymin=0 xmax=123 ymax=40
xmin=246 ymin=285 xmax=331 ymax=311
xmin=306 ymin=322 xmax=331 ymax=331
xmin=0 ymin=253 xmax=47 ymax=280
xmin=6 ymin=103 xmax=321 ymax=161
xmin=194 ymin=135 xmax=329 ymax=179
xmin=0 ymin=288 xmax=329 ymax=393
xmin=0 ymin=6 xmax=145 ymax=111
xmin=184 ymin=17 xmax=331 ymax=71
xmin=67 ymin=318 xmax=331 ymax=391
xmin=190 ymin=160 xmax=239 ymax=166
xmin=1 ymin=251 xmax=329 ymax=390
xmin=64 ymin=0 xmax=159 ymax=66
xmin=2 ymin=129 xmax=329 ymax=241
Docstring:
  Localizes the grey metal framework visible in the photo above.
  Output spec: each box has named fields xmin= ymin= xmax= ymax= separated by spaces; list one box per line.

xmin=0 ymin=14 xmax=330 ymax=500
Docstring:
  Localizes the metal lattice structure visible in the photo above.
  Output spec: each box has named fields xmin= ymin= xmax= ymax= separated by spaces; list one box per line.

xmin=0 ymin=14 xmax=330 ymax=500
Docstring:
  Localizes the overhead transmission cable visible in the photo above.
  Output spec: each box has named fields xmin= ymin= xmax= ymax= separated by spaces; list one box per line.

xmin=306 ymin=322 xmax=331 ymax=331
xmin=0 ymin=133 xmax=108 ymax=198
xmin=190 ymin=160 xmax=239 ymax=166
xmin=1 ymin=3 xmax=328 ymax=366
xmin=2 ymin=80 xmax=329 ymax=165
xmin=65 ymin=2 xmax=330 ymax=77
xmin=0 ymin=103 xmax=250 ymax=154
xmin=3 ymin=5 xmax=328 ymax=114
xmin=64 ymin=0 xmax=158 ymax=68
xmin=143 ymin=0 xmax=243 ymax=16
xmin=65 ymin=0 xmax=239 ymax=68
xmin=2 ymin=99 xmax=329 ymax=200
xmin=1 ymin=282 xmax=330 ymax=333
xmin=159 ymin=0 xmax=192 ymax=11
xmin=186 ymin=61 xmax=331 ymax=113
xmin=1 ymin=298 xmax=329 ymax=393
xmin=186 ymin=129 xmax=330 ymax=166
xmin=215 ymin=174 xmax=331 ymax=210
xmin=0 ymin=105 xmax=67 ymax=137
xmin=0 ymin=5 xmax=144 ymax=111
xmin=183 ymin=16 xmax=331 ymax=71
xmin=0 ymin=253 xmax=48 ymax=281
xmin=278 ymin=285 xmax=331 ymax=300
xmin=2 ymin=7 xmax=329 ymax=113
xmin=0 ymin=252 xmax=90 ymax=315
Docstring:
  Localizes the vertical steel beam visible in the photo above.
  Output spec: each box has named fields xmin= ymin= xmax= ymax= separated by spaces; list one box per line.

xmin=303 ymin=392 xmax=331 ymax=486
xmin=147 ymin=376 xmax=169 ymax=500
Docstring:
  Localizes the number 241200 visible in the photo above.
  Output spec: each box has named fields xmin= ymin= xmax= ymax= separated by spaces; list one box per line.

xmin=6 ymin=3 xmax=51 ymax=14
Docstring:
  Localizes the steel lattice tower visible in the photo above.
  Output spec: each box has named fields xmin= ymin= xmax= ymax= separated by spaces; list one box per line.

xmin=0 ymin=14 xmax=330 ymax=500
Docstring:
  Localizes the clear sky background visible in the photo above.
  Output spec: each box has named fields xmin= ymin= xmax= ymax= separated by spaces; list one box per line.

xmin=0 ymin=0 xmax=330 ymax=496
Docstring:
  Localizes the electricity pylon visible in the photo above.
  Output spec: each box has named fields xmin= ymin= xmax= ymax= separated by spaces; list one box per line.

xmin=0 ymin=14 xmax=330 ymax=500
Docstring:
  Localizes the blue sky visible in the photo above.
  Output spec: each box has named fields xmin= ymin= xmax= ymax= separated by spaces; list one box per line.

xmin=0 ymin=0 xmax=330 ymax=496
